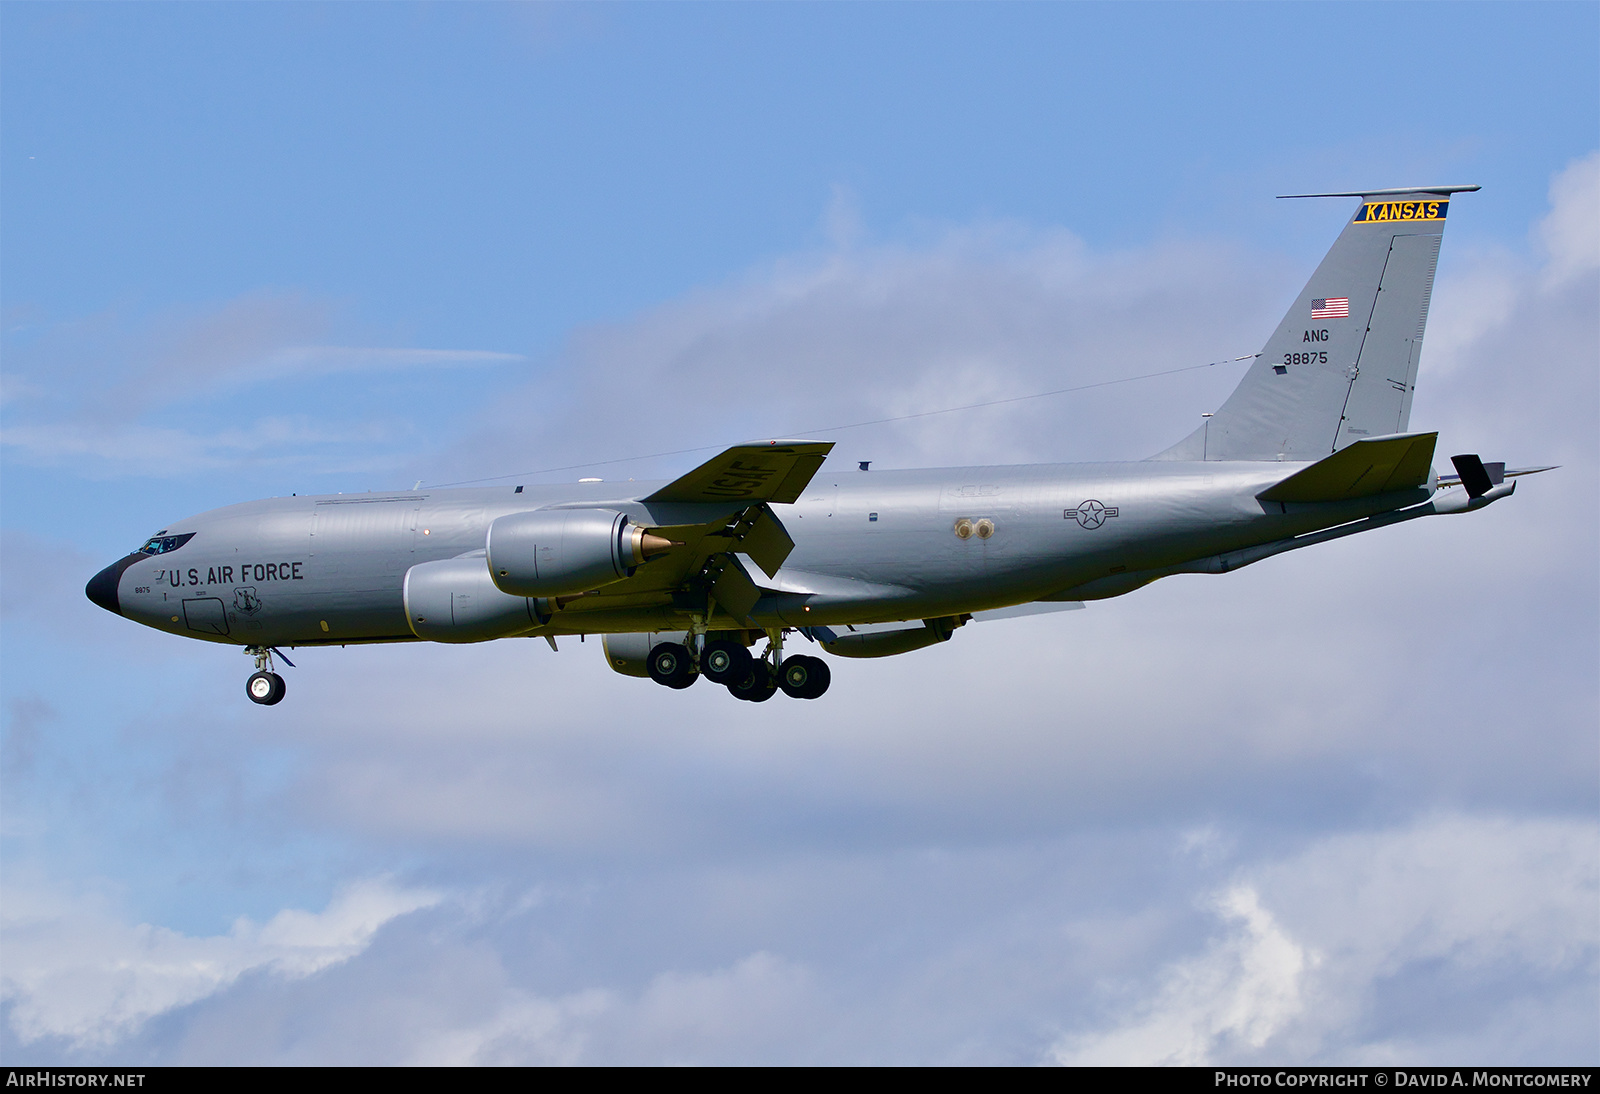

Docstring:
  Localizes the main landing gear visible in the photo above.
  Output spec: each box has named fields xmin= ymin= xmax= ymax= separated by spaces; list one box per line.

xmin=645 ymin=631 xmax=831 ymax=701
xmin=243 ymin=646 xmax=293 ymax=706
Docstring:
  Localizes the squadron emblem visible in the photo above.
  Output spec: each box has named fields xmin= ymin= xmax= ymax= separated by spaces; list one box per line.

xmin=1065 ymin=500 xmax=1120 ymax=529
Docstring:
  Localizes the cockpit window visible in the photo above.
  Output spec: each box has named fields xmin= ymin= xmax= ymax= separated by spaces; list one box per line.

xmin=139 ymin=532 xmax=195 ymax=555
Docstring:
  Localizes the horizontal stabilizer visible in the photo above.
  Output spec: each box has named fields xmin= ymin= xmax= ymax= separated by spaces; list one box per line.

xmin=1258 ymin=431 xmax=1437 ymax=503
xmin=1278 ymin=185 xmax=1481 ymax=198
xmin=644 ymin=441 xmax=833 ymax=505
xmin=1436 ymin=463 xmax=1556 ymax=490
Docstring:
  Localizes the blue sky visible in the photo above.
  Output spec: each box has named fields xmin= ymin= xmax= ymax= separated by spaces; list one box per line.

xmin=2 ymin=2 xmax=1596 ymax=1064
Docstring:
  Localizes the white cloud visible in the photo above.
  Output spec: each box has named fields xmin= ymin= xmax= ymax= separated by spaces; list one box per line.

xmin=406 ymin=951 xmax=818 ymax=1066
xmin=1538 ymin=151 xmax=1600 ymax=287
xmin=4 ymin=292 xmax=524 ymax=410
xmin=11 ymin=816 xmax=1585 ymax=1065
xmin=1049 ymin=886 xmax=1314 ymax=1066
xmin=0 ymin=417 xmax=400 ymax=475
xmin=1 ymin=877 xmax=440 ymax=1049
xmin=0 ymin=290 xmax=525 ymax=478
xmin=1048 ymin=815 xmax=1599 ymax=1066
xmin=445 ymin=221 xmax=1276 ymax=485
xmin=263 ymin=345 xmax=524 ymax=373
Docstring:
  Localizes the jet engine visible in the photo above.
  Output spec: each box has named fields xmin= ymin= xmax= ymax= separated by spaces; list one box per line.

xmin=404 ymin=556 xmax=550 ymax=643
xmin=486 ymin=509 xmax=674 ymax=597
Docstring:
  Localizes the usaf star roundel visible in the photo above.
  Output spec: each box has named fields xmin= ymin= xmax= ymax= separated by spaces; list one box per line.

xmin=1065 ymin=499 xmax=1120 ymax=529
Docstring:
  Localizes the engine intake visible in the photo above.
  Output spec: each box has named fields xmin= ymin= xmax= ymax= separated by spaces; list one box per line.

xmin=486 ymin=509 xmax=675 ymax=598
xmin=404 ymin=556 xmax=551 ymax=643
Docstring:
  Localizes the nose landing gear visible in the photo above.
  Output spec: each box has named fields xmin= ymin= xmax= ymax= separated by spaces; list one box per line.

xmin=247 ymin=671 xmax=286 ymax=705
xmin=243 ymin=646 xmax=291 ymax=705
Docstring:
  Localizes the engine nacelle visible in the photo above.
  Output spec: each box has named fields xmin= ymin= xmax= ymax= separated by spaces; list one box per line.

xmin=403 ymin=556 xmax=550 ymax=643
xmin=601 ymin=631 xmax=687 ymax=678
xmin=486 ymin=509 xmax=673 ymax=597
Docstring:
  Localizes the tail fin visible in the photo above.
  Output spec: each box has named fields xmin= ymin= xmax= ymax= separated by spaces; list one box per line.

xmin=1154 ymin=186 xmax=1478 ymax=462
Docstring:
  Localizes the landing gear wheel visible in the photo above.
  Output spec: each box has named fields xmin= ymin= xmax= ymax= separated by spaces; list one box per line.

xmin=246 ymin=671 xmax=286 ymax=706
xmin=779 ymin=655 xmax=831 ymax=699
xmin=727 ymin=662 xmax=778 ymax=703
xmin=700 ymin=639 xmax=753 ymax=685
xmin=647 ymin=643 xmax=697 ymax=689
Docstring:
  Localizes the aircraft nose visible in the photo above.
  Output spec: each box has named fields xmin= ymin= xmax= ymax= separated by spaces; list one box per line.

xmin=85 ymin=555 xmax=138 ymax=615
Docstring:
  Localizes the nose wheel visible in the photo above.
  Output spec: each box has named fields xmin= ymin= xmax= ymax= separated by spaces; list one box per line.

xmin=243 ymin=646 xmax=292 ymax=705
xmin=247 ymin=670 xmax=286 ymax=705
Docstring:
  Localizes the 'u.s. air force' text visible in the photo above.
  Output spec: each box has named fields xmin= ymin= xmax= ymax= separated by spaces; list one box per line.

xmin=1354 ymin=200 xmax=1448 ymax=223
xmin=150 ymin=562 xmax=304 ymax=588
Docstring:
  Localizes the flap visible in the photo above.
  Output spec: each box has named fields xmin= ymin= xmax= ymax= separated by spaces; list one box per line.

xmin=643 ymin=441 xmax=834 ymax=505
xmin=733 ymin=506 xmax=795 ymax=578
xmin=709 ymin=554 xmax=761 ymax=624
xmin=1258 ymin=432 xmax=1437 ymax=503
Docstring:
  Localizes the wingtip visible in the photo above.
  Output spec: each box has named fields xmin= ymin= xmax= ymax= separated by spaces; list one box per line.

xmin=745 ymin=438 xmax=836 ymax=451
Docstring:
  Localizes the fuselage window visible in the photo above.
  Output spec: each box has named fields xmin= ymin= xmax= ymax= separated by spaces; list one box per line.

xmin=139 ymin=532 xmax=196 ymax=555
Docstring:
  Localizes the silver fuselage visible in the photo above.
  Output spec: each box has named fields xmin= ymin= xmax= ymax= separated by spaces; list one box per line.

xmin=99 ymin=459 xmax=1428 ymax=648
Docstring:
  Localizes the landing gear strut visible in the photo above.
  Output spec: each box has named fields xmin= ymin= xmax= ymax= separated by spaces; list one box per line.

xmin=244 ymin=646 xmax=288 ymax=706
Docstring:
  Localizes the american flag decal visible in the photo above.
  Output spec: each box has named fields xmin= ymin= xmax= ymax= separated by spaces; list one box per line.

xmin=1311 ymin=297 xmax=1350 ymax=319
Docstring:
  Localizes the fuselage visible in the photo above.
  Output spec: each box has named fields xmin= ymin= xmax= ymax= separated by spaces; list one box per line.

xmin=88 ymin=458 xmax=1430 ymax=648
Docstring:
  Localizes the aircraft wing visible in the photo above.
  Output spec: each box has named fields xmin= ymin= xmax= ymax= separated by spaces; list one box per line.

xmin=548 ymin=444 xmax=832 ymax=629
xmin=643 ymin=441 xmax=834 ymax=505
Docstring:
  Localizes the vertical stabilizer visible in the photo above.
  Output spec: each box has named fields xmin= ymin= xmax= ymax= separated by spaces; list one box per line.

xmin=1154 ymin=186 xmax=1476 ymax=462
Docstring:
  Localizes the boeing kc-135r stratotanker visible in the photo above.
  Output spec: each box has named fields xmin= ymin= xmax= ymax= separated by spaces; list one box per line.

xmin=87 ymin=187 xmax=1551 ymax=705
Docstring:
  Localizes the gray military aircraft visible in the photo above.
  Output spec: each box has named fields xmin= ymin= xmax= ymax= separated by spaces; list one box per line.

xmin=87 ymin=186 xmax=1550 ymax=705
